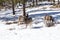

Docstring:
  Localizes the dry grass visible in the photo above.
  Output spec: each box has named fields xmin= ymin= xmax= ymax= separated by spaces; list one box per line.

xmin=42 ymin=7 xmax=47 ymax=9
xmin=50 ymin=4 xmax=60 ymax=8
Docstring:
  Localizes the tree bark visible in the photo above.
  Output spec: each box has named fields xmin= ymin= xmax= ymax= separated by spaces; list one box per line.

xmin=53 ymin=0 xmax=55 ymax=5
xmin=23 ymin=2 xmax=26 ymax=17
xmin=58 ymin=0 xmax=59 ymax=5
xmin=36 ymin=0 xmax=38 ymax=6
xmin=32 ymin=0 xmax=35 ymax=6
xmin=12 ymin=0 xmax=15 ymax=15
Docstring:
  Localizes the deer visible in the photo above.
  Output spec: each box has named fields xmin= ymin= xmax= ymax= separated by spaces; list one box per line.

xmin=44 ymin=15 xmax=54 ymax=27
xmin=18 ymin=14 xmax=32 ymax=28
xmin=24 ymin=16 xmax=32 ymax=28
xmin=18 ymin=15 xmax=24 ymax=25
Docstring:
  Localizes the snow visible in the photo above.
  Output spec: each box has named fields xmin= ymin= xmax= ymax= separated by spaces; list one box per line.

xmin=0 ymin=2 xmax=60 ymax=40
xmin=0 ymin=25 xmax=60 ymax=40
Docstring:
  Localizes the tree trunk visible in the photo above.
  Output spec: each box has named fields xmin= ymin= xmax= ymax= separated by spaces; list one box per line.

xmin=12 ymin=0 xmax=15 ymax=15
xmin=53 ymin=0 xmax=55 ymax=5
xmin=23 ymin=3 xmax=26 ymax=17
xmin=32 ymin=0 xmax=35 ymax=6
xmin=36 ymin=0 xmax=38 ymax=6
xmin=58 ymin=0 xmax=59 ymax=5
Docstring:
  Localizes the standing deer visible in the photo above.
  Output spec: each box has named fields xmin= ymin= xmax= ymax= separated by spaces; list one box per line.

xmin=18 ymin=14 xmax=32 ymax=28
xmin=24 ymin=16 xmax=32 ymax=28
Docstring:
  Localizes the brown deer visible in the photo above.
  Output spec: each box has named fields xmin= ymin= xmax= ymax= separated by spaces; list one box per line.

xmin=18 ymin=15 xmax=24 ymax=25
xmin=24 ymin=16 xmax=32 ymax=28
xmin=18 ymin=14 xmax=32 ymax=28
xmin=44 ymin=15 xmax=54 ymax=27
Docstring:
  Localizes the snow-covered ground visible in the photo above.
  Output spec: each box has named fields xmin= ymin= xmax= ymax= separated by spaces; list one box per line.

xmin=0 ymin=3 xmax=60 ymax=40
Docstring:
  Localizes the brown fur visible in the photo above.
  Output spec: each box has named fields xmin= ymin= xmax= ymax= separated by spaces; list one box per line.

xmin=18 ymin=15 xmax=32 ymax=28
xmin=18 ymin=16 xmax=24 ymax=25
xmin=24 ymin=16 xmax=32 ymax=28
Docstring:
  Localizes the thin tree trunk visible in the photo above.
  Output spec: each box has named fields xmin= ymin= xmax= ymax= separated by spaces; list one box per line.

xmin=36 ymin=0 xmax=38 ymax=6
xmin=12 ymin=0 xmax=15 ymax=15
xmin=53 ymin=0 xmax=55 ymax=5
xmin=32 ymin=0 xmax=35 ymax=6
xmin=23 ymin=3 xmax=26 ymax=17
xmin=58 ymin=0 xmax=59 ymax=5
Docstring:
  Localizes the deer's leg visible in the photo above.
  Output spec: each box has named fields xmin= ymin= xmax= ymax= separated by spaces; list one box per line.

xmin=18 ymin=18 xmax=21 ymax=25
xmin=29 ymin=22 xmax=32 ymax=29
xmin=25 ymin=24 xmax=28 ymax=28
xmin=18 ymin=21 xmax=20 ymax=25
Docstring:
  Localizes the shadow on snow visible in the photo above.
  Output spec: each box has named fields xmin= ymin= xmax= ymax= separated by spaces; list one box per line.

xmin=0 ymin=10 xmax=60 ymax=22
